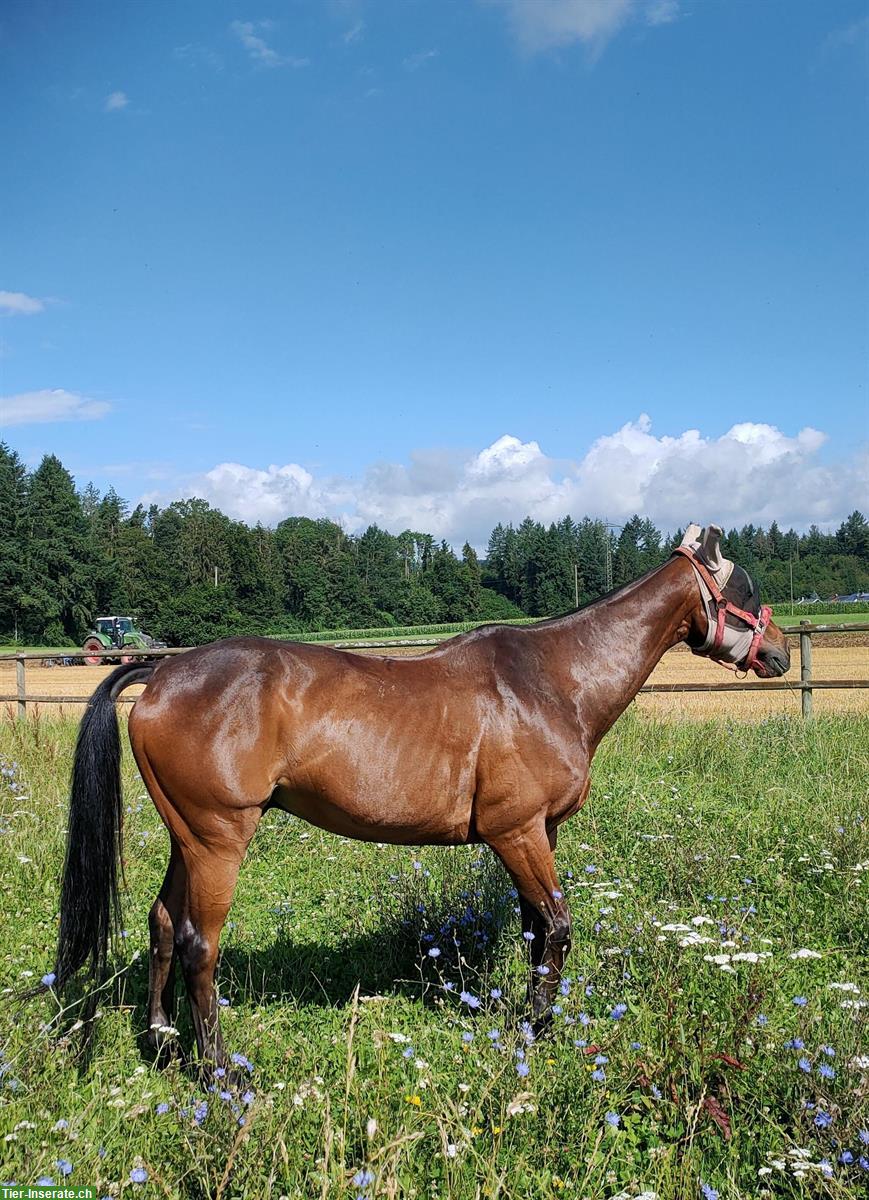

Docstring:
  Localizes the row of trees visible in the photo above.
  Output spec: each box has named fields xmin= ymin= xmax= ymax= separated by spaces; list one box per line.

xmin=1 ymin=441 xmax=867 ymax=646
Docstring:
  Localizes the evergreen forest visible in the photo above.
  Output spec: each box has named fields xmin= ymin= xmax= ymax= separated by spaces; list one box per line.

xmin=1 ymin=442 xmax=867 ymax=646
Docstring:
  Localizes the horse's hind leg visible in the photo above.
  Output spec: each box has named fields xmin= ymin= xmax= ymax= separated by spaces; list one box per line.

xmin=173 ymin=811 xmax=261 ymax=1082
xmin=147 ymin=843 xmax=185 ymax=1059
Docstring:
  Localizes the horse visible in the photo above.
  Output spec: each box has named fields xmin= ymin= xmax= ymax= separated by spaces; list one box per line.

xmin=45 ymin=523 xmax=789 ymax=1080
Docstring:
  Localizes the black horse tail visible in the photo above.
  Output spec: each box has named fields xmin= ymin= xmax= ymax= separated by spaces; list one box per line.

xmin=48 ymin=661 xmax=155 ymax=994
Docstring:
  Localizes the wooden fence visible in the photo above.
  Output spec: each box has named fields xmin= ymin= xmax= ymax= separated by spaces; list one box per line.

xmin=1 ymin=622 xmax=867 ymax=721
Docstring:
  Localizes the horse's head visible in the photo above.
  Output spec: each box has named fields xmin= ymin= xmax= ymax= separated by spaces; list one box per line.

xmin=677 ymin=524 xmax=791 ymax=679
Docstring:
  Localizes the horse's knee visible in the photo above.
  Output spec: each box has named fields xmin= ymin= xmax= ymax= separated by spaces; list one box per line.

xmin=551 ymin=906 xmax=572 ymax=951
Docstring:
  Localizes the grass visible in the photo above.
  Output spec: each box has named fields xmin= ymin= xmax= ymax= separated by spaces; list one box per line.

xmin=0 ymin=712 xmax=867 ymax=1198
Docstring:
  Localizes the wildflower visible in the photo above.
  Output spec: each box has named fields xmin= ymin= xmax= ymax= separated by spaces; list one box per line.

xmin=54 ymin=1119 xmax=68 ymax=1130
xmin=700 ymin=1184 xmax=718 ymax=1200
xmin=798 ymin=1057 xmax=811 ymax=1073
xmin=490 ymin=987 xmax=502 ymax=999
xmin=402 ymin=1047 xmax=414 ymax=1058
xmin=591 ymin=1068 xmax=605 ymax=1082
xmin=585 ymin=865 xmax=597 ymax=874
xmin=353 ymin=1169 xmax=374 ymax=1187
xmin=631 ymin=1041 xmax=642 ymax=1050
xmin=218 ymin=997 xmax=230 ymax=1007
xmin=593 ymin=1054 xmax=608 ymax=1065
xmin=814 ymin=1110 xmax=833 ymax=1128
xmin=41 ymin=972 xmax=56 ymax=987
xmin=242 ymin=1090 xmax=255 ymax=1106
xmin=522 ymin=930 xmax=535 ymax=942
xmin=840 ymin=1151 xmax=854 ymax=1165
xmin=459 ymin=990 xmax=481 ymax=1009
xmin=462 ymin=1032 xmax=473 ymax=1044
xmin=193 ymin=1100 xmax=208 ymax=1125
xmin=487 ymin=1029 xmax=500 ymax=1040
xmin=130 ymin=1167 xmax=148 ymax=1184
xmin=755 ymin=1013 xmax=768 ymax=1026
xmin=404 ymin=1094 xmax=421 ymax=1106
xmin=610 ymin=1003 xmax=627 ymax=1020
xmin=536 ymin=965 xmax=550 ymax=976
xmin=651 ymin=1084 xmax=662 ymax=1100
xmin=516 ymin=1061 xmax=530 ymax=1077
xmin=155 ymin=1102 xmax=169 ymax=1115
xmin=792 ymin=996 xmax=808 ymax=1007
xmin=230 ymin=1052 xmax=254 ymax=1072
xmin=818 ymin=1064 xmax=835 ymax=1080
xmin=427 ymin=947 xmax=440 ymax=958
xmin=860 ymin=1131 xmax=869 ymax=1145
xmin=559 ymin=979 xmax=570 ymax=996
xmin=36 ymin=1181 xmax=54 ymax=1188
xmin=821 ymin=1045 xmax=835 ymax=1057
xmin=604 ymin=1111 xmax=620 ymax=1127
xmin=56 ymin=1161 xmax=73 ymax=1177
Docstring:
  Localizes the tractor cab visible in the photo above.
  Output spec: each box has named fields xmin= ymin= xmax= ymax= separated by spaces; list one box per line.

xmin=94 ymin=616 xmax=134 ymax=647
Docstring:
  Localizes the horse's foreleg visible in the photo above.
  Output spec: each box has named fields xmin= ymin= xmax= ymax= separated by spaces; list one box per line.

xmin=488 ymin=822 xmax=571 ymax=1028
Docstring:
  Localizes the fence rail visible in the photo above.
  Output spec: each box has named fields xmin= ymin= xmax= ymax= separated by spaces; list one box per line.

xmin=1 ymin=622 xmax=867 ymax=720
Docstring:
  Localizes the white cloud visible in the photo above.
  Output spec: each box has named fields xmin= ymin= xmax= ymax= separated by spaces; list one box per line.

xmin=0 ymin=388 xmax=111 ymax=427
xmin=230 ymin=20 xmax=308 ymax=68
xmin=489 ymin=0 xmax=681 ymax=54
xmin=403 ymin=49 xmax=439 ymax=71
xmin=151 ymin=418 xmax=867 ymax=544
xmin=0 ymin=290 xmax=45 ymax=316
xmin=343 ymin=21 xmax=365 ymax=45
xmin=492 ymin=0 xmax=634 ymax=53
xmin=646 ymin=0 xmax=679 ymax=26
xmin=103 ymin=91 xmax=129 ymax=112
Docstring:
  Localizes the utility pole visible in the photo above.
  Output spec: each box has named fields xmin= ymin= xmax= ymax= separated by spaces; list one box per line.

xmin=214 ymin=565 xmax=218 ymax=588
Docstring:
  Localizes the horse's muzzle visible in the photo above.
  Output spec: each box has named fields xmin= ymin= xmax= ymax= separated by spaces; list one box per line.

xmin=753 ymin=645 xmax=791 ymax=678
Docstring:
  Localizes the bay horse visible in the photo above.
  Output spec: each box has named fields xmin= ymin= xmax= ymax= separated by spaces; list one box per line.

xmin=46 ymin=524 xmax=789 ymax=1078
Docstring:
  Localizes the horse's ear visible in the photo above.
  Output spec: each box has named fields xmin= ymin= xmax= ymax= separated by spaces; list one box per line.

xmin=701 ymin=524 xmax=725 ymax=571
xmin=681 ymin=523 xmax=702 ymax=547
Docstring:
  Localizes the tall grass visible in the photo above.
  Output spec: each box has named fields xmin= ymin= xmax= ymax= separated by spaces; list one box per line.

xmin=0 ymin=711 xmax=866 ymax=1197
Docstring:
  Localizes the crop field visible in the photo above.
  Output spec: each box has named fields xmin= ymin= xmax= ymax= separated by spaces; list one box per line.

xmin=0 ymin=711 xmax=867 ymax=1199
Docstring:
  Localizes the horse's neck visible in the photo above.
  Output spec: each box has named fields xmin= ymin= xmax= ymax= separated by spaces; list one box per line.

xmin=541 ymin=557 xmax=698 ymax=746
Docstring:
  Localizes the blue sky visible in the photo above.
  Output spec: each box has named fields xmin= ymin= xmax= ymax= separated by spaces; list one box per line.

xmin=1 ymin=0 xmax=867 ymax=543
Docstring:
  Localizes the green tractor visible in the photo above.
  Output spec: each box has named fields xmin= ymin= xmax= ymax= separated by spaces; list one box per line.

xmin=82 ymin=616 xmax=166 ymax=665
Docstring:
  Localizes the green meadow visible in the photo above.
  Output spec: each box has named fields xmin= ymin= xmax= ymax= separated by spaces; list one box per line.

xmin=0 ymin=712 xmax=866 ymax=1199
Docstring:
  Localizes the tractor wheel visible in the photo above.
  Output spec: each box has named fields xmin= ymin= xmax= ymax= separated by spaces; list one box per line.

xmin=82 ymin=637 xmax=107 ymax=666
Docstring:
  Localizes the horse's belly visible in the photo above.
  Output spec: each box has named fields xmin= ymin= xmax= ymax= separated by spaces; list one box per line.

xmin=270 ymin=784 xmax=474 ymax=845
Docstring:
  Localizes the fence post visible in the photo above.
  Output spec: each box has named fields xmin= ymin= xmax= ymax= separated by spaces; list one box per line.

xmin=800 ymin=621 xmax=813 ymax=720
xmin=15 ymin=654 xmax=26 ymax=721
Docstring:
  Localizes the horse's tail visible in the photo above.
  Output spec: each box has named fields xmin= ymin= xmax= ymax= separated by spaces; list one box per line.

xmin=47 ymin=661 xmax=155 ymax=994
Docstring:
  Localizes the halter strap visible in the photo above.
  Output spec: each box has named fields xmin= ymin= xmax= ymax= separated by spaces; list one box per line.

xmin=672 ymin=545 xmax=772 ymax=674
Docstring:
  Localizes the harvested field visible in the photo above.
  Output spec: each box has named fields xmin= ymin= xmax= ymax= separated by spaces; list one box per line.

xmin=1 ymin=636 xmax=867 ymax=719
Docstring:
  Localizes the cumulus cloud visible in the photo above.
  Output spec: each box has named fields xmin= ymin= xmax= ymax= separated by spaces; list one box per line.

xmin=103 ymin=90 xmax=129 ymax=112
xmin=230 ymin=20 xmax=308 ymax=68
xmin=0 ymin=388 xmax=111 ymax=426
xmin=154 ymin=418 xmax=866 ymax=545
xmin=0 ymin=290 xmax=45 ymax=315
xmin=489 ymin=0 xmax=681 ymax=54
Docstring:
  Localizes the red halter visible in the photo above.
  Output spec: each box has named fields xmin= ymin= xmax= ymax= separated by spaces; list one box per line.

xmin=672 ymin=545 xmax=773 ymax=675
